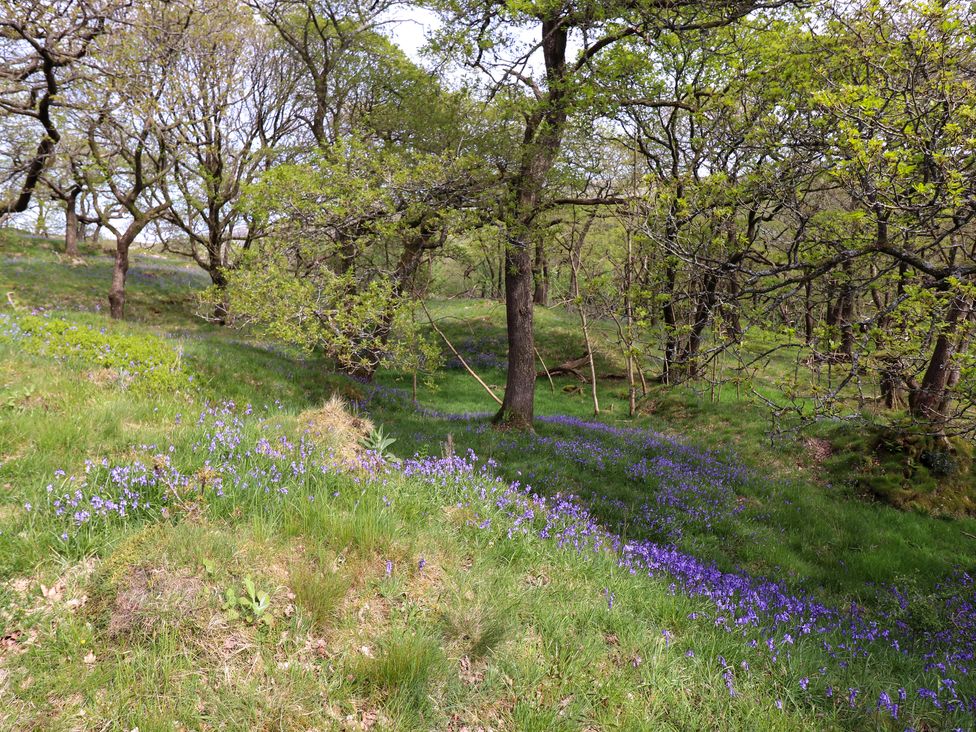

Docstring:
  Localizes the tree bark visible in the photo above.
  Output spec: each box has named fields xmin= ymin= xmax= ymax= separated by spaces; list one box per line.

xmin=494 ymin=17 xmax=568 ymax=429
xmin=804 ymin=278 xmax=815 ymax=345
xmin=662 ymin=262 xmax=678 ymax=384
xmin=533 ymin=237 xmax=549 ymax=305
xmin=624 ymin=228 xmax=637 ymax=417
xmin=108 ymin=234 xmax=132 ymax=319
xmin=909 ymin=293 xmax=970 ymax=424
xmin=682 ymin=272 xmax=718 ymax=379
xmin=207 ymin=233 xmax=229 ymax=324
xmin=64 ymin=187 xmax=81 ymax=258
xmin=210 ymin=267 xmax=229 ymax=325
xmin=496 ymin=234 xmax=538 ymax=428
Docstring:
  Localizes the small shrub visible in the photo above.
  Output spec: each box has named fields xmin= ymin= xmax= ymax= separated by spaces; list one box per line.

xmin=0 ymin=313 xmax=189 ymax=394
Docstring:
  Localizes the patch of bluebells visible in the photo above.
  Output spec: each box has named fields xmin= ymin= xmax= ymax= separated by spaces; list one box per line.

xmin=33 ymin=401 xmax=976 ymax=726
xmin=443 ymin=334 xmax=508 ymax=371
xmin=369 ymin=400 xmax=747 ymax=543
xmin=43 ymin=400 xmax=388 ymax=541
xmin=400 ymin=449 xmax=976 ymax=725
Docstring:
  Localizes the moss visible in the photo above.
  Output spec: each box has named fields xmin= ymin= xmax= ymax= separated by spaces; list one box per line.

xmin=825 ymin=422 xmax=976 ymax=516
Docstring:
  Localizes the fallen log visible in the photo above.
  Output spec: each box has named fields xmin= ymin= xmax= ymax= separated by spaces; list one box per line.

xmin=537 ymin=354 xmax=590 ymax=381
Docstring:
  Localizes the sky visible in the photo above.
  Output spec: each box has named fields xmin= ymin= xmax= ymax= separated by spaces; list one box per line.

xmin=384 ymin=5 xmax=440 ymax=62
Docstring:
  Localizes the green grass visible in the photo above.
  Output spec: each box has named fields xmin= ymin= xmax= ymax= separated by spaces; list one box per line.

xmin=1 ymin=233 xmax=975 ymax=730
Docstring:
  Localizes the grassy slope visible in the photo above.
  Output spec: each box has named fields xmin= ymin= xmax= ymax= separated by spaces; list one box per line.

xmin=376 ymin=301 xmax=976 ymax=604
xmin=0 ymin=233 xmax=974 ymax=730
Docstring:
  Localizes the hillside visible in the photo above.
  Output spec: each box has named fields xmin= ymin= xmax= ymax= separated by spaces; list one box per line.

xmin=1 ymin=236 xmax=976 ymax=730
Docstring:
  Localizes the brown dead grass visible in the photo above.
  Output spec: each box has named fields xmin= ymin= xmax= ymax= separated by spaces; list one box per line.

xmin=107 ymin=565 xmax=205 ymax=637
xmin=86 ymin=368 xmax=119 ymax=387
xmin=804 ymin=437 xmax=834 ymax=466
xmin=298 ymin=394 xmax=373 ymax=463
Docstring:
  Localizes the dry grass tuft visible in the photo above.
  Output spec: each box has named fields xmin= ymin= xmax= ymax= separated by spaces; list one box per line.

xmin=298 ymin=394 xmax=373 ymax=463
xmin=804 ymin=437 xmax=833 ymax=466
xmin=107 ymin=565 xmax=205 ymax=638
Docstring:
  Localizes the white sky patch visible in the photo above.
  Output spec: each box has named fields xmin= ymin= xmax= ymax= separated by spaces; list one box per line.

xmin=383 ymin=5 xmax=440 ymax=63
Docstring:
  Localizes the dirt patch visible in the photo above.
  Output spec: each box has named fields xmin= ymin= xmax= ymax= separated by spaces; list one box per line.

xmin=298 ymin=394 xmax=373 ymax=463
xmin=107 ymin=566 xmax=204 ymax=637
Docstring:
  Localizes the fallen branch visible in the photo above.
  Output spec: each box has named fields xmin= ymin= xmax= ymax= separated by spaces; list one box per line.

xmin=538 ymin=354 xmax=591 ymax=381
xmin=421 ymin=300 xmax=502 ymax=406
xmin=535 ymin=347 xmax=555 ymax=392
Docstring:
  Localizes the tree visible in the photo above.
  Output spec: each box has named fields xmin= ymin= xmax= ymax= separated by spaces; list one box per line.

xmin=156 ymin=0 xmax=298 ymax=322
xmin=0 ymin=0 xmax=119 ymax=217
xmin=220 ymin=140 xmax=483 ymax=376
xmin=813 ymin=0 xmax=975 ymax=428
xmin=247 ymin=0 xmax=403 ymax=148
xmin=78 ymin=0 xmax=197 ymax=318
xmin=432 ymin=0 xmax=795 ymax=428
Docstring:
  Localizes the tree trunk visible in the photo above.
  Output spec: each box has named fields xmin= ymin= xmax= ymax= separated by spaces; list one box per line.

xmin=625 ymin=229 xmax=637 ymax=417
xmin=533 ymin=237 xmax=549 ymax=305
xmin=496 ymin=242 xmax=504 ymax=300
xmin=494 ymin=16 xmax=568 ymax=429
xmin=723 ymin=271 xmax=742 ymax=342
xmin=804 ymin=278 xmax=815 ymax=345
xmin=210 ymin=268 xmax=229 ymax=325
xmin=108 ymin=234 xmax=132 ymax=319
xmin=495 ymin=234 xmax=537 ymax=428
xmin=662 ymin=262 xmax=678 ymax=385
xmin=825 ymin=262 xmax=856 ymax=359
xmin=207 ymin=234 xmax=229 ymax=325
xmin=682 ymin=272 xmax=718 ymax=380
xmin=64 ymin=188 xmax=80 ymax=257
xmin=880 ymin=369 xmax=902 ymax=409
xmin=909 ymin=293 xmax=970 ymax=424
xmin=661 ymin=191 xmax=682 ymax=384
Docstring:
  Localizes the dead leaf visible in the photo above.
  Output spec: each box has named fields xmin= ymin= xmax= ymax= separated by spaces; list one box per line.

xmin=1 ymin=631 xmax=22 ymax=653
xmin=459 ymin=656 xmax=484 ymax=685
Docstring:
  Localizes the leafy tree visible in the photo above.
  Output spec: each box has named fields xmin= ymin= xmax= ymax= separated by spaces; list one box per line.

xmin=0 ymin=0 xmax=120 ymax=216
xmin=155 ymin=0 xmax=299 ymax=322
xmin=217 ymin=140 xmax=485 ymax=375
xmin=429 ymin=0 xmax=796 ymax=428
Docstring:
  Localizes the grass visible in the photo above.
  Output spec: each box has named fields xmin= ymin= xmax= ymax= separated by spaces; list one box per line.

xmin=0 ymin=232 xmax=975 ymax=729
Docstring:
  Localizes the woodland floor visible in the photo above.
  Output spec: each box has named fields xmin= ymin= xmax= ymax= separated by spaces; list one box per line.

xmin=1 ymin=232 xmax=975 ymax=730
